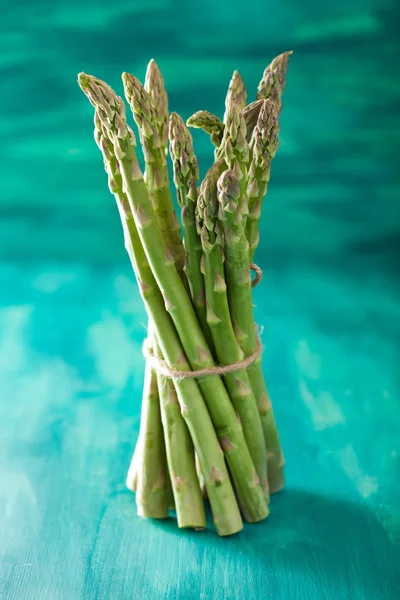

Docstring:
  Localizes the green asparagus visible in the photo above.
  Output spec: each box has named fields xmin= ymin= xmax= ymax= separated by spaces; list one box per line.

xmin=123 ymin=73 xmax=185 ymax=275
xmin=124 ymin=73 xmax=269 ymax=521
xmin=186 ymin=111 xmax=224 ymax=147
xmin=246 ymin=99 xmax=280 ymax=262
xmin=169 ymin=112 xmax=213 ymax=349
xmin=152 ymin=335 xmax=206 ymax=529
xmin=217 ymin=169 xmax=284 ymax=494
xmin=77 ymin=51 xmax=291 ymax=532
xmin=257 ymin=51 xmax=292 ymax=113
xmin=226 ymin=70 xmax=247 ymax=111
xmin=196 ymin=166 xmax=268 ymax=494
xmin=78 ymin=73 xmax=243 ymax=534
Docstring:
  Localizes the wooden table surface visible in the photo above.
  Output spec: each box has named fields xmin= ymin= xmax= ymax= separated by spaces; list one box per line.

xmin=1 ymin=263 xmax=399 ymax=599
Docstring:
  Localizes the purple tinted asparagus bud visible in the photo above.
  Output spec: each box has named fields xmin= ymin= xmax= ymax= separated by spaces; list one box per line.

xmin=218 ymin=100 xmax=249 ymax=177
xmin=246 ymin=98 xmax=280 ymax=260
xmin=78 ymin=73 xmax=136 ymax=161
xmin=226 ymin=70 xmax=247 ymax=111
xmin=122 ymin=72 xmax=185 ymax=272
xmin=169 ymin=112 xmax=199 ymax=200
xmin=144 ymin=59 xmax=169 ymax=149
xmin=256 ymin=51 xmax=292 ymax=113
xmin=168 ymin=112 xmax=214 ymax=347
xmin=242 ymin=99 xmax=264 ymax=141
xmin=217 ymin=169 xmax=241 ymax=214
xmin=122 ymin=73 xmax=162 ymax=153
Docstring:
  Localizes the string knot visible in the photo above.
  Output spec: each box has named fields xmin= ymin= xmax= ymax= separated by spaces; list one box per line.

xmin=142 ymin=263 xmax=263 ymax=380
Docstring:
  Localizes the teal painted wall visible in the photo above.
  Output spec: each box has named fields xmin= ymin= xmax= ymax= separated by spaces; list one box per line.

xmin=1 ymin=1 xmax=399 ymax=598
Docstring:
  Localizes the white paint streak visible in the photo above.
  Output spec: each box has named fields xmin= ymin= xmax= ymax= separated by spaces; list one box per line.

xmin=337 ymin=445 xmax=378 ymax=499
xmin=0 ymin=467 xmax=37 ymax=519
xmin=0 ymin=305 xmax=33 ymax=373
xmin=295 ymin=339 xmax=321 ymax=380
xmin=32 ymin=271 xmax=77 ymax=293
xmin=86 ymin=313 xmax=140 ymax=389
xmin=299 ymin=379 xmax=346 ymax=430
xmin=113 ymin=274 xmax=139 ymax=315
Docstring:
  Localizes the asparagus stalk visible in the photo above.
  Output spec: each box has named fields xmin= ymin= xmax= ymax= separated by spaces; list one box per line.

xmin=92 ymin=108 xmax=170 ymax=516
xmin=78 ymin=73 xmax=242 ymax=535
xmin=143 ymin=62 xmax=206 ymax=524
xmin=246 ymin=99 xmax=280 ymax=262
xmin=186 ymin=111 xmax=224 ymax=147
xmin=122 ymin=65 xmax=171 ymax=503
xmin=144 ymin=59 xmax=169 ymax=153
xmin=216 ymin=100 xmax=250 ymax=228
xmin=123 ymin=72 xmax=185 ymax=275
xmin=118 ymin=73 xmax=269 ymax=522
xmin=218 ymin=169 xmax=285 ymax=493
xmin=168 ymin=112 xmax=214 ymax=350
xmin=125 ymin=67 xmax=202 ymax=511
xmin=152 ymin=335 xmax=206 ymax=529
xmin=226 ymin=70 xmax=247 ymax=111
xmin=135 ymin=333 xmax=170 ymax=518
xmin=196 ymin=166 xmax=268 ymax=494
xmin=257 ymin=51 xmax=292 ymax=113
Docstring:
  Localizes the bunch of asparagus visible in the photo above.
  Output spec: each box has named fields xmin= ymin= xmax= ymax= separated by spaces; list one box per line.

xmin=78 ymin=51 xmax=291 ymax=536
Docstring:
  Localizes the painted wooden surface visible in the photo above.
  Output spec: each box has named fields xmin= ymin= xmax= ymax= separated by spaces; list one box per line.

xmin=1 ymin=0 xmax=400 ymax=597
xmin=1 ymin=264 xmax=399 ymax=599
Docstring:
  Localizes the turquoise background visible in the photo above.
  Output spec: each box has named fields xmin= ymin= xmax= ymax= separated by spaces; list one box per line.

xmin=1 ymin=1 xmax=399 ymax=598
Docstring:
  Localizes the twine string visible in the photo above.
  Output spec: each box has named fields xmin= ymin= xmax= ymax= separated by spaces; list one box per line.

xmin=142 ymin=263 xmax=263 ymax=380
xmin=250 ymin=262 xmax=262 ymax=287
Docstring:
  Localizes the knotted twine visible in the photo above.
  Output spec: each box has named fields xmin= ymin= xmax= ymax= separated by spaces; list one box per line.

xmin=142 ymin=263 xmax=263 ymax=380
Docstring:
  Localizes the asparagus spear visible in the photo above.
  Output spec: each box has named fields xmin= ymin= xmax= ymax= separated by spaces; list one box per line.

xmin=135 ymin=335 xmax=170 ymax=518
xmin=216 ymin=100 xmax=250 ymax=227
xmin=152 ymin=335 xmax=206 ymax=529
xmin=78 ymin=74 xmax=242 ymax=534
xmin=144 ymin=59 xmax=169 ymax=153
xmin=257 ymin=51 xmax=292 ymax=114
xmin=186 ymin=111 xmax=224 ymax=147
xmin=143 ymin=62 xmax=206 ymax=523
xmin=168 ymin=112 xmax=215 ymax=350
xmin=218 ymin=169 xmax=285 ymax=493
xmin=226 ymin=70 xmax=247 ymax=111
xmin=92 ymin=108 xmax=170 ymax=516
xmin=114 ymin=73 xmax=268 ymax=522
xmin=123 ymin=72 xmax=185 ymax=275
xmin=196 ymin=165 xmax=268 ymax=494
xmin=125 ymin=68 xmax=203 ymax=513
xmin=246 ymin=99 xmax=280 ymax=262
xmin=121 ymin=66 xmax=170 ymax=503
xmin=100 ymin=72 xmax=203 ymax=524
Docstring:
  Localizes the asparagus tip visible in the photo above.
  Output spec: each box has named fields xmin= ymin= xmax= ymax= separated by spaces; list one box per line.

xmin=217 ymin=169 xmax=240 ymax=202
xmin=121 ymin=71 xmax=131 ymax=86
xmin=145 ymin=57 xmax=163 ymax=82
xmin=77 ymin=72 xmax=92 ymax=91
xmin=122 ymin=71 xmax=144 ymax=91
